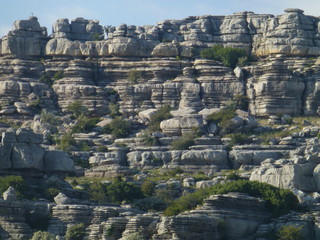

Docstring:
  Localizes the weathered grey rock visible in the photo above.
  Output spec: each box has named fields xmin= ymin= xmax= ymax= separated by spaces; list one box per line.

xmin=154 ymin=192 xmax=272 ymax=240
xmin=1 ymin=16 xmax=47 ymax=56
xmin=230 ymin=145 xmax=293 ymax=168
xmin=43 ymin=151 xmax=74 ymax=173
xmin=16 ymin=128 xmax=43 ymax=144
xmin=11 ymin=143 xmax=44 ymax=170
xmin=54 ymin=193 xmax=72 ymax=205
xmin=3 ymin=187 xmax=17 ymax=201
xmin=250 ymin=162 xmax=318 ymax=191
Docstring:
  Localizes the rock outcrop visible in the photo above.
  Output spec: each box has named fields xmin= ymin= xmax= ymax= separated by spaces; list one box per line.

xmin=0 ymin=128 xmax=74 ymax=174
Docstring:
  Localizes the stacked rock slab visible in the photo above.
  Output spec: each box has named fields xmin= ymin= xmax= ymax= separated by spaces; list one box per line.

xmin=1 ymin=16 xmax=48 ymax=56
xmin=153 ymin=193 xmax=271 ymax=240
xmin=0 ymin=10 xmax=319 ymax=117
xmin=0 ymin=128 xmax=74 ymax=174
xmin=246 ymin=56 xmax=305 ymax=116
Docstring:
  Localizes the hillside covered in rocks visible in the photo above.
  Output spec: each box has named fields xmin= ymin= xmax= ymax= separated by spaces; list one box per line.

xmin=0 ymin=8 xmax=319 ymax=240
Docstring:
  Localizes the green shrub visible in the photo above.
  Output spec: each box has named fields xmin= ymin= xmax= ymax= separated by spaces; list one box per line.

xmin=237 ymin=56 xmax=248 ymax=67
xmin=96 ymin=145 xmax=109 ymax=152
xmin=57 ymin=132 xmax=75 ymax=152
xmin=53 ymin=71 xmax=64 ymax=80
xmin=171 ymin=129 xmax=201 ymax=150
xmin=92 ymin=32 xmax=101 ymax=41
xmin=104 ymin=225 xmax=114 ymax=237
xmin=206 ymin=108 xmax=235 ymax=126
xmin=164 ymin=180 xmax=298 ymax=217
xmin=141 ymin=180 xmax=156 ymax=197
xmin=200 ymin=45 xmax=248 ymax=69
xmin=89 ymin=182 xmax=108 ymax=204
xmin=140 ymin=131 xmax=160 ymax=146
xmin=30 ymin=98 xmax=42 ymax=112
xmin=206 ymin=108 xmax=236 ymax=134
xmin=31 ymin=231 xmax=55 ymax=240
xmin=108 ymin=103 xmax=121 ymax=117
xmin=277 ymin=225 xmax=304 ymax=240
xmin=0 ymin=175 xmax=27 ymax=198
xmin=106 ymin=177 xmax=143 ymax=204
xmin=148 ymin=105 xmax=172 ymax=132
xmin=171 ymin=134 xmax=195 ymax=150
xmin=71 ymin=115 xmax=99 ymax=133
xmin=73 ymin=157 xmax=90 ymax=168
xmin=44 ymin=188 xmax=60 ymax=201
xmin=225 ymin=170 xmax=242 ymax=180
xmin=102 ymin=117 xmax=131 ymax=138
xmin=39 ymin=74 xmax=53 ymax=86
xmin=133 ymin=197 xmax=167 ymax=212
xmin=40 ymin=110 xmax=62 ymax=126
xmin=122 ymin=232 xmax=145 ymax=240
xmin=67 ymin=101 xmax=88 ymax=118
xmin=225 ymin=133 xmax=251 ymax=145
xmin=128 ymin=70 xmax=142 ymax=84
xmin=65 ymin=223 xmax=86 ymax=240
xmin=230 ymin=94 xmax=249 ymax=111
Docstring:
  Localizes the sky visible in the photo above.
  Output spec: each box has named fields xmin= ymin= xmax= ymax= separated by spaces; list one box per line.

xmin=0 ymin=0 xmax=319 ymax=37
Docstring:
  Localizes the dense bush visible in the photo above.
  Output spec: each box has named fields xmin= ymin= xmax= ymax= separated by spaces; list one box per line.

xmin=30 ymin=98 xmax=42 ymax=112
xmin=225 ymin=133 xmax=252 ymax=145
xmin=133 ymin=197 xmax=167 ymax=212
xmin=96 ymin=145 xmax=109 ymax=152
xmin=65 ymin=223 xmax=86 ymax=240
xmin=108 ymin=103 xmax=121 ymax=117
xmin=140 ymin=131 xmax=160 ymax=146
xmin=31 ymin=231 xmax=55 ymax=240
xmin=148 ymin=105 xmax=172 ymax=132
xmin=0 ymin=175 xmax=27 ymax=198
xmin=106 ymin=177 xmax=143 ymax=204
xmin=122 ymin=232 xmax=145 ymax=240
xmin=53 ymin=70 xmax=64 ymax=80
xmin=89 ymin=182 xmax=108 ymax=203
xmin=73 ymin=156 xmax=90 ymax=168
xmin=164 ymin=180 xmax=298 ymax=217
xmin=40 ymin=110 xmax=62 ymax=127
xmin=231 ymin=94 xmax=249 ymax=111
xmin=225 ymin=170 xmax=242 ymax=180
xmin=277 ymin=225 xmax=304 ymax=240
xmin=171 ymin=128 xmax=201 ymax=150
xmin=71 ymin=115 xmax=99 ymax=133
xmin=200 ymin=45 xmax=248 ymax=69
xmin=39 ymin=74 xmax=53 ymax=86
xmin=102 ymin=117 xmax=131 ymax=138
xmin=206 ymin=108 xmax=236 ymax=134
xmin=141 ymin=180 xmax=156 ymax=197
xmin=128 ymin=70 xmax=142 ymax=84
xmin=171 ymin=134 xmax=195 ymax=150
xmin=67 ymin=101 xmax=88 ymax=118
xmin=57 ymin=132 xmax=75 ymax=152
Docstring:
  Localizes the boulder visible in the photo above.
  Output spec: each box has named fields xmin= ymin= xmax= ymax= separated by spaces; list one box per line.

xmin=54 ymin=192 xmax=72 ymax=205
xmin=43 ymin=151 xmax=74 ymax=173
xmin=11 ymin=143 xmax=44 ymax=170
xmin=16 ymin=128 xmax=43 ymax=144
xmin=3 ymin=186 xmax=17 ymax=201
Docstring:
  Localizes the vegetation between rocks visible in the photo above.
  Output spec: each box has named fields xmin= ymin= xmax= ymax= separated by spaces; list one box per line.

xmin=200 ymin=45 xmax=248 ymax=69
xmin=164 ymin=180 xmax=298 ymax=217
xmin=65 ymin=223 xmax=86 ymax=240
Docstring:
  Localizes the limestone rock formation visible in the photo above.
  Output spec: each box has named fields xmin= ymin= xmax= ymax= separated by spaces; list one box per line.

xmin=3 ymin=186 xmax=17 ymax=201
xmin=0 ymin=128 xmax=74 ymax=174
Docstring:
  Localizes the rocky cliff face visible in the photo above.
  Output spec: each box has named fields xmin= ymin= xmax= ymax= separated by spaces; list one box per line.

xmin=0 ymin=9 xmax=319 ymax=118
xmin=0 ymin=8 xmax=320 ymax=240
